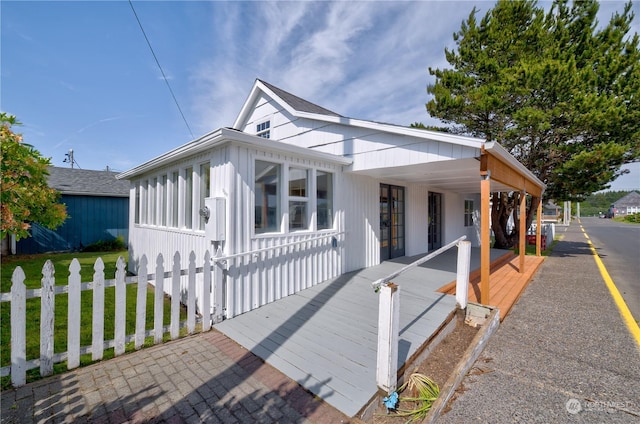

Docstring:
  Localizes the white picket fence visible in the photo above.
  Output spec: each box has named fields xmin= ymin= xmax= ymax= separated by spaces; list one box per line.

xmin=1 ymin=250 xmax=222 ymax=387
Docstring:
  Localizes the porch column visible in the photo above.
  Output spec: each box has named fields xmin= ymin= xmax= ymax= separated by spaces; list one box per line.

xmin=480 ymin=172 xmax=491 ymax=304
xmin=536 ymin=199 xmax=542 ymax=256
xmin=519 ymin=191 xmax=526 ymax=273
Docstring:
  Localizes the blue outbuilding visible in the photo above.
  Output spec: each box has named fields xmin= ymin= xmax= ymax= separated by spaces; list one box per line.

xmin=14 ymin=167 xmax=130 ymax=254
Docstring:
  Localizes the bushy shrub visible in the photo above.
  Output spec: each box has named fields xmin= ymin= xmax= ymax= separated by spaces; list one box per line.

xmin=82 ymin=236 xmax=126 ymax=252
xmin=623 ymin=213 xmax=640 ymax=224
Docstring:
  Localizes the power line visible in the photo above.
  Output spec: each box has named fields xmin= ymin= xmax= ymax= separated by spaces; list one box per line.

xmin=128 ymin=0 xmax=194 ymax=139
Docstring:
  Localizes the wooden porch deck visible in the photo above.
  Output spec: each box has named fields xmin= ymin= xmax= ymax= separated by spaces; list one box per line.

xmin=213 ymin=247 xmax=510 ymax=417
xmin=439 ymin=254 xmax=546 ymax=320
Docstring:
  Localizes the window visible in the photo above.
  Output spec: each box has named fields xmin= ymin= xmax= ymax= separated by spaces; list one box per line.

xmin=289 ymin=167 xmax=308 ymax=230
xmin=170 ymin=171 xmax=179 ymax=228
xmin=140 ymin=180 xmax=148 ymax=224
xmin=317 ymin=171 xmax=333 ymax=230
xmin=464 ymin=200 xmax=474 ymax=227
xmin=185 ymin=167 xmax=193 ymax=229
xmin=134 ymin=182 xmax=140 ymax=224
xmin=255 ymin=160 xmax=280 ymax=233
xmin=199 ymin=163 xmax=210 ymax=230
xmin=160 ymin=175 xmax=167 ymax=226
xmin=256 ymin=121 xmax=270 ymax=139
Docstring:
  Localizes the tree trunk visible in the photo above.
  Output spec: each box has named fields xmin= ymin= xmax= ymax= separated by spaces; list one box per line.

xmin=491 ymin=192 xmax=541 ymax=250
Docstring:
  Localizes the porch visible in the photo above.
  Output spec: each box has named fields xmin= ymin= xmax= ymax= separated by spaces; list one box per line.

xmin=214 ymin=247 xmax=510 ymax=417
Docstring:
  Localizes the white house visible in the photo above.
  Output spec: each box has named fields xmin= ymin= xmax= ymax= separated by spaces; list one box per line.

xmin=117 ymin=79 xmax=545 ymax=319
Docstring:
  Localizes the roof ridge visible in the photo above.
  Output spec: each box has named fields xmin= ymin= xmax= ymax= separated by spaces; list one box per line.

xmin=257 ymin=79 xmax=342 ymax=118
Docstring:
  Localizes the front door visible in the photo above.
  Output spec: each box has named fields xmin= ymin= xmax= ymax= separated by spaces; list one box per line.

xmin=380 ymin=184 xmax=405 ymax=261
xmin=428 ymin=192 xmax=442 ymax=250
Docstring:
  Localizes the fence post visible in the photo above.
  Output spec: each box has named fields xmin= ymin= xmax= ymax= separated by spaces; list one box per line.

xmin=11 ymin=267 xmax=26 ymax=387
xmin=212 ymin=247 xmax=224 ymax=323
xmin=202 ymin=250 xmax=212 ymax=332
xmin=456 ymin=241 xmax=472 ymax=310
xmin=376 ymin=282 xmax=400 ymax=393
xmin=171 ymin=252 xmax=181 ymax=340
xmin=187 ymin=251 xmax=196 ymax=334
xmin=67 ymin=259 xmax=81 ymax=369
xmin=92 ymin=258 xmax=105 ymax=361
xmin=135 ymin=255 xmax=148 ymax=350
xmin=114 ymin=257 xmax=126 ymax=356
xmin=40 ymin=260 xmax=55 ymax=377
xmin=154 ymin=254 xmax=164 ymax=344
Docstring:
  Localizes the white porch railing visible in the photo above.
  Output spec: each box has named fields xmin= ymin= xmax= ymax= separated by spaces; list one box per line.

xmin=213 ymin=232 xmax=344 ymax=318
xmin=372 ymin=236 xmax=472 ymax=393
xmin=2 ymin=232 xmax=344 ymax=388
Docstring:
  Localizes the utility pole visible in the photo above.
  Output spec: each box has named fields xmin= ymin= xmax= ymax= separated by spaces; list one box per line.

xmin=63 ymin=149 xmax=74 ymax=168
xmin=63 ymin=149 xmax=80 ymax=169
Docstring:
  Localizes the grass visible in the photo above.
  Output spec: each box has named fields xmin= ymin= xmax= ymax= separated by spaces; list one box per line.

xmin=1 ymin=250 xmax=187 ymax=389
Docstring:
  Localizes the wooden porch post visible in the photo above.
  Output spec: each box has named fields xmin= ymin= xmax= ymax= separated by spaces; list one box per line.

xmin=536 ymin=199 xmax=542 ymax=256
xmin=480 ymin=173 xmax=491 ymax=304
xmin=519 ymin=191 xmax=526 ymax=273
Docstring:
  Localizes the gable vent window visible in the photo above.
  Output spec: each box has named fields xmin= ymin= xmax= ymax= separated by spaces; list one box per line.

xmin=256 ymin=121 xmax=270 ymax=139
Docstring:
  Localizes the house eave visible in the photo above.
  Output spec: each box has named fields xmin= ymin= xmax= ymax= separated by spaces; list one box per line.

xmin=59 ymin=191 xmax=130 ymax=197
xmin=117 ymin=128 xmax=352 ymax=180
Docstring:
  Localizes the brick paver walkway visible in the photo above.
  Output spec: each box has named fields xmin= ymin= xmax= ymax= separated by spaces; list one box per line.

xmin=0 ymin=330 xmax=356 ymax=423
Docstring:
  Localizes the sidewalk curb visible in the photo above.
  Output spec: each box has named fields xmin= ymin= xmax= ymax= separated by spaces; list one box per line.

xmin=423 ymin=304 xmax=500 ymax=423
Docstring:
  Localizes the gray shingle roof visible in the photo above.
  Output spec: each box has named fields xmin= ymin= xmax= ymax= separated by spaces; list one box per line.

xmin=47 ymin=166 xmax=130 ymax=197
xmin=258 ymin=79 xmax=342 ymax=117
xmin=613 ymin=191 xmax=640 ymax=207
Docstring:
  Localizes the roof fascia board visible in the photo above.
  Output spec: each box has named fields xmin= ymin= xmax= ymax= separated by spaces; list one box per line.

xmin=233 ymin=80 xmax=299 ymax=129
xmin=117 ymin=128 xmax=225 ymax=180
xmin=117 ymin=128 xmax=351 ymax=180
xmin=483 ymin=141 xmax=546 ymax=192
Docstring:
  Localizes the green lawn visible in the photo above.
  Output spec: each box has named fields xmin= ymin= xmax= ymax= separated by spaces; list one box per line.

xmin=1 ymin=250 xmax=187 ymax=388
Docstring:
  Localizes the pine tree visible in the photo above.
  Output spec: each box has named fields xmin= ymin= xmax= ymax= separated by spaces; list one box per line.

xmin=425 ymin=0 xmax=640 ymax=247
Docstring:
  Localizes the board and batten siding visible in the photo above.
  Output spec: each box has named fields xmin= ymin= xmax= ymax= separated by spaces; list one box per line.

xmin=127 ymin=142 xmax=349 ymax=319
xmin=16 ymin=195 xmax=129 ymax=254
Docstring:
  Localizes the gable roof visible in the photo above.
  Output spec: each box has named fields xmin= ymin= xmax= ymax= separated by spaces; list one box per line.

xmin=234 ymin=79 xmax=488 ymax=150
xmin=613 ymin=191 xmax=640 ymax=207
xmin=257 ymin=79 xmax=342 ymax=117
xmin=48 ymin=166 xmax=130 ymax=197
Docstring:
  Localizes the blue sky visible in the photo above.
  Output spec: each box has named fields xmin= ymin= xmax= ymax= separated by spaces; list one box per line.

xmin=2 ymin=0 xmax=638 ymax=190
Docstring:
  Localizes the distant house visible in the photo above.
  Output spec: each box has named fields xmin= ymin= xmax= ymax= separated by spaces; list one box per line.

xmin=14 ymin=167 xmax=130 ymax=254
xmin=612 ymin=191 xmax=640 ymax=215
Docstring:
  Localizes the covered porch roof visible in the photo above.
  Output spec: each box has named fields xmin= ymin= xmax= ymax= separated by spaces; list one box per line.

xmin=346 ymin=141 xmax=544 ymax=197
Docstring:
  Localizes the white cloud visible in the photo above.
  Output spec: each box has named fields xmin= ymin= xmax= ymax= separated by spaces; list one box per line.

xmin=189 ymin=0 xmax=639 ymax=136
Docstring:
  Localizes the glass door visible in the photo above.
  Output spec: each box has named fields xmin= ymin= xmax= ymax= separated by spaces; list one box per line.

xmin=380 ymin=184 xmax=405 ymax=260
xmin=428 ymin=192 xmax=442 ymax=250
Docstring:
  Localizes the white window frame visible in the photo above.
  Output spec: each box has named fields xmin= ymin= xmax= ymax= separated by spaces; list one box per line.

xmin=288 ymin=167 xmax=310 ymax=231
xmin=464 ymin=199 xmax=474 ymax=227
xmin=256 ymin=120 xmax=270 ymax=139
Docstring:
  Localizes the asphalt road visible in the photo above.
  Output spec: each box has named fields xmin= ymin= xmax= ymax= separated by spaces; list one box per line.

xmin=578 ymin=216 xmax=640 ymax=323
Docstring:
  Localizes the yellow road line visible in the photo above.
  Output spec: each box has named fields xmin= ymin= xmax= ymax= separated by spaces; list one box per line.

xmin=579 ymin=221 xmax=640 ymax=347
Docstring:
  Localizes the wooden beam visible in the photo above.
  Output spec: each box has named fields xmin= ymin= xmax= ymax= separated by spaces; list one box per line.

xmin=481 ymin=149 xmax=543 ymax=198
xmin=519 ymin=192 xmax=526 ymax=273
xmin=480 ymin=174 xmax=491 ymax=304
xmin=536 ymin=199 xmax=542 ymax=257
